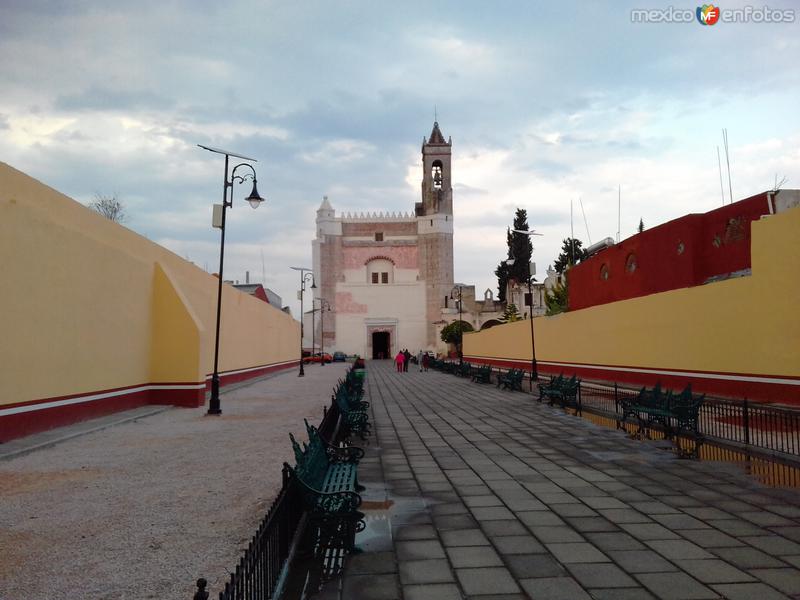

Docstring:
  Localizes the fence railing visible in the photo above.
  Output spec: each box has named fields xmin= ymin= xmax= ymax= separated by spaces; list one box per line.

xmin=193 ymin=401 xmax=341 ymax=600
xmin=437 ymin=360 xmax=800 ymax=463
xmin=575 ymin=380 xmax=800 ymax=462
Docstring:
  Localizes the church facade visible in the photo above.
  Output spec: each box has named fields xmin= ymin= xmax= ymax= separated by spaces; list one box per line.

xmin=311 ymin=122 xmax=466 ymax=358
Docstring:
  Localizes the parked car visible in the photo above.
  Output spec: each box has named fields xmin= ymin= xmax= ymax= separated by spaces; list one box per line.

xmin=332 ymin=351 xmax=347 ymax=362
xmin=304 ymin=352 xmax=332 ymax=364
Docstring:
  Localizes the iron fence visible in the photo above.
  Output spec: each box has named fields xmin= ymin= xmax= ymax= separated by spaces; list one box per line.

xmin=193 ymin=400 xmax=341 ymax=600
xmin=447 ymin=362 xmax=800 ymax=463
xmin=577 ymin=380 xmax=800 ymax=462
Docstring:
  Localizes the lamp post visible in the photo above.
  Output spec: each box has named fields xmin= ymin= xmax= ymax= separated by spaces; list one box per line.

xmin=450 ymin=285 xmax=464 ymax=367
xmin=317 ymin=298 xmax=332 ymax=365
xmin=198 ymin=145 xmax=266 ymax=416
xmin=506 ymin=228 xmax=543 ymax=391
xmin=311 ymin=304 xmax=316 ymax=361
xmin=290 ymin=267 xmax=315 ymax=377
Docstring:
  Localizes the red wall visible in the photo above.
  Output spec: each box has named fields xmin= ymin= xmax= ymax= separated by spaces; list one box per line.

xmin=569 ymin=192 xmax=771 ymax=311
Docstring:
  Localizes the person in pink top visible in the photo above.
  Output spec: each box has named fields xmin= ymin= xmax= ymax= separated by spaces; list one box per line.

xmin=395 ymin=351 xmax=405 ymax=372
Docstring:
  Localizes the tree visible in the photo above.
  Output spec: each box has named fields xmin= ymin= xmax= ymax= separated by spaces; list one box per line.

xmin=495 ymin=208 xmax=534 ymax=301
xmin=638 ymin=218 xmax=645 ymax=234
xmin=89 ymin=192 xmax=127 ymax=223
xmin=545 ymin=279 xmax=569 ymax=315
xmin=494 ymin=260 xmax=510 ymax=303
xmin=500 ymin=303 xmax=521 ymax=323
xmin=440 ymin=320 xmax=474 ymax=352
xmin=553 ymin=238 xmax=588 ymax=274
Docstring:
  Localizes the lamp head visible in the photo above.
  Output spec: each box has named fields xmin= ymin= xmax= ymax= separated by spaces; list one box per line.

xmin=245 ymin=178 xmax=265 ymax=209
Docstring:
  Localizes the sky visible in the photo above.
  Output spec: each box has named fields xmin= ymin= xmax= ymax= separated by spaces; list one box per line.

xmin=2 ymin=0 xmax=799 ymax=316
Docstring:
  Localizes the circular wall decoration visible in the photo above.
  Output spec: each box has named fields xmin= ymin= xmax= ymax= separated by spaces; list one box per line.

xmin=600 ymin=264 xmax=610 ymax=281
xmin=677 ymin=241 xmax=685 ymax=255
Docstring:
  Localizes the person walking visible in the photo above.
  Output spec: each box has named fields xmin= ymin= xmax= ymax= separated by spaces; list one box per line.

xmin=403 ymin=349 xmax=411 ymax=372
xmin=417 ymin=350 xmax=424 ymax=372
xmin=422 ymin=352 xmax=429 ymax=372
xmin=395 ymin=350 xmax=405 ymax=373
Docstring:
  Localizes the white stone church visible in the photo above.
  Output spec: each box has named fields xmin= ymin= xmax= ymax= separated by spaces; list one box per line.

xmin=307 ymin=122 xmax=504 ymax=358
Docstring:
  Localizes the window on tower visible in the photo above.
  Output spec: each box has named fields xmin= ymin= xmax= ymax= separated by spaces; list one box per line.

xmin=375 ymin=232 xmax=384 ymax=241
xmin=381 ymin=272 xmax=388 ymax=284
xmin=372 ymin=273 xmax=379 ymax=284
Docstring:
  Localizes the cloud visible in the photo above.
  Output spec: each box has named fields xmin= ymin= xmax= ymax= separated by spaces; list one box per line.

xmin=56 ymin=87 xmax=175 ymax=112
xmin=0 ymin=1 xmax=799 ymax=316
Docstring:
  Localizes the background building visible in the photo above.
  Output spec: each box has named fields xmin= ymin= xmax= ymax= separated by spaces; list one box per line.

xmin=311 ymin=122 xmax=489 ymax=358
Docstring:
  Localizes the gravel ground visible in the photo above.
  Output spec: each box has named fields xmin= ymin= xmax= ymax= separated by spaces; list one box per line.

xmin=0 ymin=363 xmax=350 ymax=600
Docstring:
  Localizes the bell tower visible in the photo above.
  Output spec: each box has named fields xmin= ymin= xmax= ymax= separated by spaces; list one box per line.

xmin=417 ymin=121 xmax=453 ymax=216
xmin=416 ymin=121 xmax=455 ymax=347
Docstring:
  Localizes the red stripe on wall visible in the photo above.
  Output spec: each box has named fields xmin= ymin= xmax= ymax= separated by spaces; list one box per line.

xmin=203 ymin=360 xmax=300 ymax=390
xmin=0 ymin=360 xmax=300 ymax=443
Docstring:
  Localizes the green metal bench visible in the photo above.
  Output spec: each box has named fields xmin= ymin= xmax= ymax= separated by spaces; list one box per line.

xmin=285 ymin=432 xmax=365 ymax=553
xmin=619 ymin=384 xmax=705 ymax=456
xmin=537 ymin=374 xmax=564 ymax=402
xmin=457 ymin=361 xmax=472 ymax=378
xmin=471 ymin=364 xmax=492 ymax=384
xmin=497 ymin=368 xmax=525 ymax=391
xmin=333 ymin=386 xmax=370 ymax=440
xmin=541 ymin=375 xmax=580 ymax=409
xmin=336 ymin=379 xmax=369 ymax=411
xmin=304 ymin=419 xmax=365 ymax=467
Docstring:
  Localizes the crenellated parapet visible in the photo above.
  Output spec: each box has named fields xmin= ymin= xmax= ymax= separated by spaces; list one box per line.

xmin=340 ymin=211 xmax=416 ymax=222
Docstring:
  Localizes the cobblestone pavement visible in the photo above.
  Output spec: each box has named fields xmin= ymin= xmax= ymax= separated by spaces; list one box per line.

xmin=0 ymin=363 xmax=350 ymax=600
xmin=325 ymin=361 xmax=800 ymax=600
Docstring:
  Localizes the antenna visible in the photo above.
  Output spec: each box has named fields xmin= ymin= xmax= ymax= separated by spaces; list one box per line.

xmin=261 ymin=248 xmax=266 ymax=285
xmin=579 ymin=197 xmax=592 ymax=245
xmin=434 ymin=105 xmax=438 ymax=122
xmin=717 ymin=146 xmax=725 ymax=206
xmin=617 ymin=185 xmax=621 ymax=243
xmin=570 ymin=199 xmax=575 ymax=265
xmin=722 ymin=129 xmax=733 ymax=203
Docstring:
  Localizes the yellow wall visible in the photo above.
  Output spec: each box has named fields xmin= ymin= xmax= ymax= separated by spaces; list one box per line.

xmin=464 ymin=206 xmax=800 ymax=379
xmin=0 ymin=162 xmax=299 ymax=407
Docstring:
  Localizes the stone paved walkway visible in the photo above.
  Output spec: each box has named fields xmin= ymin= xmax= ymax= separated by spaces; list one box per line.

xmin=325 ymin=361 xmax=800 ymax=600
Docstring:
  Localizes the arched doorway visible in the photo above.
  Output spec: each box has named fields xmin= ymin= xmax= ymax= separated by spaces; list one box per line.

xmin=372 ymin=331 xmax=390 ymax=359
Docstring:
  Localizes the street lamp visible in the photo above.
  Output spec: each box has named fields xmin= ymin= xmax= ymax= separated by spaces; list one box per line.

xmin=505 ymin=228 xmax=543 ymax=390
xmin=450 ymin=285 xmax=464 ymax=367
xmin=198 ymin=144 xmax=266 ymax=416
xmin=317 ymin=298 xmax=332 ymax=365
xmin=290 ymin=267 xmax=315 ymax=377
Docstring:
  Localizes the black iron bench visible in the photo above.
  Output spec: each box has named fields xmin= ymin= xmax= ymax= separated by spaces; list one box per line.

xmin=497 ymin=368 xmax=525 ymax=391
xmin=285 ymin=431 xmax=365 ymax=553
xmin=471 ymin=364 xmax=492 ymax=384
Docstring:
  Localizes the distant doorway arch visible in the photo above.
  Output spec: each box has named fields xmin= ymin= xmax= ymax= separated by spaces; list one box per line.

xmin=480 ymin=319 xmax=502 ymax=331
xmin=372 ymin=331 xmax=390 ymax=359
